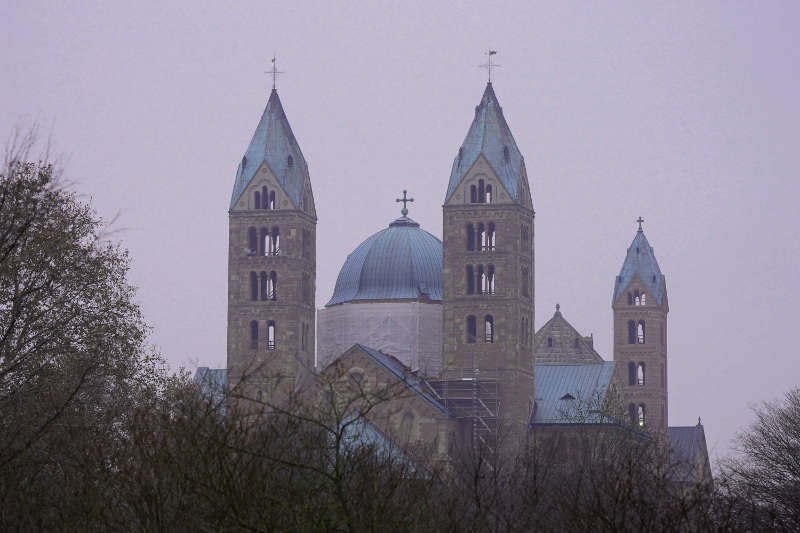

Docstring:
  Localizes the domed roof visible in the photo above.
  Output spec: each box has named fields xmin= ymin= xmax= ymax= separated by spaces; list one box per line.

xmin=326 ymin=214 xmax=443 ymax=306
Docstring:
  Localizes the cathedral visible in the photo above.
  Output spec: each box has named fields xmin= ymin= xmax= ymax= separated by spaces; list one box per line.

xmin=197 ymin=77 xmax=711 ymax=484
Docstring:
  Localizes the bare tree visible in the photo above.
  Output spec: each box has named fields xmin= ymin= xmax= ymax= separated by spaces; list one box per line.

xmin=721 ymin=388 xmax=800 ymax=531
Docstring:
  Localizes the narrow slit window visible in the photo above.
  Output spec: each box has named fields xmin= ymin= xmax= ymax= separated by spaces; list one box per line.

xmin=485 ymin=184 xmax=492 ymax=204
xmin=487 ymin=223 xmax=495 ymax=250
xmin=628 ymin=362 xmax=636 ymax=385
xmin=466 ymin=265 xmax=475 ymax=294
xmin=484 ymin=315 xmax=494 ymax=343
xmin=466 ymin=224 xmax=475 ymax=251
xmin=637 ymin=321 xmax=646 ymax=344
xmin=628 ymin=320 xmax=636 ymax=344
xmin=254 ymin=190 xmax=261 ymax=210
xmin=637 ymin=362 xmax=645 ymax=386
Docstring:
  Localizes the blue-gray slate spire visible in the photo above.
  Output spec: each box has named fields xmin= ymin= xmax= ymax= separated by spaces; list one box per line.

xmin=230 ymin=89 xmax=308 ymax=209
xmin=613 ymin=227 xmax=665 ymax=305
xmin=444 ymin=82 xmax=524 ymax=202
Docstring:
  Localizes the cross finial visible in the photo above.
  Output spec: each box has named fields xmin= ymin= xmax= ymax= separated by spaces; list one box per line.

xmin=479 ymin=49 xmax=500 ymax=83
xmin=555 ymin=303 xmax=560 ymax=313
xmin=266 ymin=55 xmax=284 ymax=91
xmin=395 ymin=190 xmax=414 ymax=216
xmin=636 ymin=216 xmax=645 ymax=232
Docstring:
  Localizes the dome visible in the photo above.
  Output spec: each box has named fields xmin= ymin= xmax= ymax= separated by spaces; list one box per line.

xmin=326 ymin=215 xmax=443 ymax=306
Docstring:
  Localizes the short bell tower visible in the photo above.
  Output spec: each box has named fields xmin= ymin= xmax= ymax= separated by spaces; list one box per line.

xmin=612 ymin=218 xmax=668 ymax=435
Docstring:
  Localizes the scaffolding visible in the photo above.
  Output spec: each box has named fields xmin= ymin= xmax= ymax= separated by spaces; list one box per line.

xmin=427 ymin=367 xmax=500 ymax=458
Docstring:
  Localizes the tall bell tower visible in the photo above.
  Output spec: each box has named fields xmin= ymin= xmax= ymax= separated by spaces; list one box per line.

xmin=441 ymin=82 xmax=535 ymax=435
xmin=612 ymin=219 xmax=668 ymax=436
xmin=226 ymin=85 xmax=317 ymax=403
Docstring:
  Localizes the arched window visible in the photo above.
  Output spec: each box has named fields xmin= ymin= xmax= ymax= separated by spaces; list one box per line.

xmin=484 ymin=315 xmax=494 ymax=343
xmin=521 ymin=225 xmax=529 ymax=251
xmin=466 ymin=315 xmax=477 ymax=344
xmin=268 ymin=227 xmax=280 ymax=256
xmin=477 ymin=265 xmax=486 ymax=294
xmin=637 ymin=321 xmax=646 ymax=344
xmin=477 ymin=223 xmax=486 ymax=251
xmin=260 ymin=227 xmax=269 ymax=256
xmin=250 ymin=320 xmax=259 ymax=350
xmin=628 ymin=320 xmax=636 ymax=344
xmin=259 ymin=271 xmax=267 ymax=300
xmin=287 ymin=155 xmax=294 ymax=167
xmin=485 ymin=184 xmax=492 ymax=204
xmin=487 ymin=265 xmax=495 ymax=294
xmin=466 ymin=224 xmax=475 ymax=251
xmin=248 ymin=227 xmax=257 ymax=255
xmin=262 ymin=186 xmax=268 ymax=209
xmin=250 ymin=271 xmax=258 ymax=301
xmin=470 ymin=185 xmax=477 ymax=203
xmin=638 ymin=404 xmax=646 ymax=427
xmin=628 ymin=362 xmax=636 ymax=385
xmin=548 ymin=337 xmax=553 ymax=347
xmin=254 ymin=190 xmax=261 ymax=209
xmin=269 ymin=191 xmax=276 ymax=210
xmin=478 ymin=179 xmax=485 ymax=203
xmin=269 ymin=271 xmax=277 ymax=301
xmin=640 ymin=293 xmax=646 ymax=305
xmin=466 ymin=265 xmax=475 ymax=294
xmin=629 ymin=403 xmax=636 ymax=425
xmin=267 ymin=321 xmax=276 ymax=350
xmin=487 ymin=223 xmax=495 ymax=250
xmin=634 ymin=289 xmax=640 ymax=306
xmin=628 ymin=292 xmax=633 ymax=305
xmin=522 ymin=267 xmax=529 ymax=298
xmin=637 ymin=362 xmax=645 ymax=386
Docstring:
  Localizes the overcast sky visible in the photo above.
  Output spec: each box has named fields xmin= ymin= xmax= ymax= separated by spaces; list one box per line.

xmin=2 ymin=1 xmax=799 ymax=466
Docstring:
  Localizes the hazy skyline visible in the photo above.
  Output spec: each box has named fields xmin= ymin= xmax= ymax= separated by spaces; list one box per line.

xmin=3 ymin=1 xmax=799 ymax=466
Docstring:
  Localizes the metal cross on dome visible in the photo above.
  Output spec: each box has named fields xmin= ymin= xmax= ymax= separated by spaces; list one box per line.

xmin=396 ymin=190 xmax=414 ymax=216
xmin=636 ymin=216 xmax=645 ymax=232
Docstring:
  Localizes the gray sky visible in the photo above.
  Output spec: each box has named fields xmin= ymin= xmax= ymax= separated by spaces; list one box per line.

xmin=2 ymin=1 xmax=799 ymax=466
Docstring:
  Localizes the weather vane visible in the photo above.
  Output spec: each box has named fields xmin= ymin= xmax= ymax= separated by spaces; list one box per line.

xmin=479 ymin=49 xmax=500 ymax=83
xmin=265 ymin=55 xmax=284 ymax=90
xmin=396 ymin=190 xmax=414 ymax=216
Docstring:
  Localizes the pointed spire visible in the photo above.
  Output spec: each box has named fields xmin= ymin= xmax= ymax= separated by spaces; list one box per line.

xmin=612 ymin=224 xmax=665 ymax=305
xmin=444 ymin=83 xmax=524 ymax=202
xmin=229 ymin=89 xmax=308 ymax=210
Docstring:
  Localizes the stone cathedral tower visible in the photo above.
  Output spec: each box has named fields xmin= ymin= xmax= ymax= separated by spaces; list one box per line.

xmin=226 ymin=88 xmax=317 ymax=401
xmin=612 ymin=221 xmax=668 ymax=435
xmin=441 ymin=83 xmax=535 ymax=433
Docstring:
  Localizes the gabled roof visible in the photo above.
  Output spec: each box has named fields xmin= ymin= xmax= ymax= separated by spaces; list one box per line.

xmin=532 ymin=362 xmax=617 ymax=425
xmin=230 ymin=89 xmax=308 ymax=209
xmin=668 ymin=423 xmax=711 ymax=483
xmin=535 ymin=305 xmax=604 ymax=364
xmin=326 ymin=214 xmax=443 ymax=306
xmin=355 ymin=345 xmax=453 ymax=418
xmin=612 ymin=229 xmax=665 ymax=305
xmin=444 ymin=83 xmax=524 ymax=202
